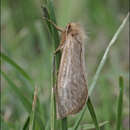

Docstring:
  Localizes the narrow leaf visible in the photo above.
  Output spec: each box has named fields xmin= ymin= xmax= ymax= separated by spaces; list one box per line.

xmin=43 ymin=0 xmax=64 ymax=130
xmin=61 ymin=118 xmax=68 ymax=130
xmin=80 ymin=121 xmax=109 ymax=130
xmin=0 ymin=52 xmax=33 ymax=83
xmin=45 ymin=121 xmax=50 ymax=130
xmin=51 ymin=88 xmax=57 ymax=130
xmin=89 ymin=12 xmax=129 ymax=96
xmin=23 ymin=116 xmax=30 ymax=130
xmin=51 ymin=55 xmax=57 ymax=130
xmin=73 ymin=104 xmax=87 ymax=130
xmin=116 ymin=76 xmax=124 ymax=130
xmin=69 ymin=121 xmax=109 ymax=130
xmin=73 ymin=98 xmax=100 ymax=130
xmin=1 ymin=71 xmax=32 ymax=113
xmin=87 ymin=98 xmax=100 ymax=130
xmin=29 ymin=86 xmax=38 ymax=130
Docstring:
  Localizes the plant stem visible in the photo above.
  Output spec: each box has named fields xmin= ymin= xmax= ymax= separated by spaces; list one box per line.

xmin=61 ymin=118 xmax=68 ymax=130
xmin=116 ymin=76 xmax=124 ymax=130
xmin=43 ymin=0 xmax=68 ymax=129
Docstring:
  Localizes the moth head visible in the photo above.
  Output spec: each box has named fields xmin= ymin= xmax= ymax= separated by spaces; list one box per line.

xmin=66 ymin=22 xmax=86 ymax=41
xmin=66 ymin=23 xmax=79 ymax=35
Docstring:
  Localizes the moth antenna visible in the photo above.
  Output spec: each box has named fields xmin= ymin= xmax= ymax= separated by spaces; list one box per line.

xmin=42 ymin=17 xmax=64 ymax=32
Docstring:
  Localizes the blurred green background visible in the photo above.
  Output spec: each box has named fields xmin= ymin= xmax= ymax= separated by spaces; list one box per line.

xmin=1 ymin=0 xmax=129 ymax=129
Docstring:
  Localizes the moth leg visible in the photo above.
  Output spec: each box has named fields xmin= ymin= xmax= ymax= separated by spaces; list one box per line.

xmin=54 ymin=37 xmax=66 ymax=54
xmin=54 ymin=44 xmax=63 ymax=54
xmin=42 ymin=17 xmax=64 ymax=32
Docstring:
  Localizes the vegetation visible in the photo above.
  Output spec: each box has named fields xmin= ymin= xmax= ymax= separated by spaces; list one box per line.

xmin=1 ymin=0 xmax=129 ymax=129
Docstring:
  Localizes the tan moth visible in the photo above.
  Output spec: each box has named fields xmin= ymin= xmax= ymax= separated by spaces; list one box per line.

xmin=43 ymin=18 xmax=88 ymax=119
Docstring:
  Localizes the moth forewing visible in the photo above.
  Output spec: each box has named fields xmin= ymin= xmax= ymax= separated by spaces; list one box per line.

xmin=55 ymin=23 xmax=88 ymax=119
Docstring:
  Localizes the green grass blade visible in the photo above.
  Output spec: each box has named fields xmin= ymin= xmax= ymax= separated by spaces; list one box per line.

xmin=29 ymin=86 xmax=38 ymax=130
xmin=73 ymin=98 xmax=100 ymax=130
xmin=72 ymin=121 xmax=109 ymax=130
xmin=1 ymin=71 xmax=32 ymax=113
xmin=89 ymin=12 xmax=129 ymax=96
xmin=51 ymin=86 xmax=57 ymax=130
xmin=45 ymin=121 xmax=50 ymax=130
xmin=44 ymin=14 xmax=57 ymax=130
xmin=43 ymin=0 xmax=67 ymax=129
xmin=0 ymin=52 xmax=33 ymax=84
xmin=36 ymin=98 xmax=47 ymax=126
xmin=46 ymin=0 xmax=60 ymax=45
xmin=16 ymin=75 xmax=34 ymax=99
xmin=61 ymin=118 xmax=68 ymax=130
xmin=2 ymin=71 xmax=44 ymax=129
xmin=42 ymin=1 xmax=61 ymax=66
xmin=23 ymin=116 xmax=30 ymax=130
xmin=73 ymin=105 xmax=87 ymax=130
xmin=69 ymin=121 xmax=109 ymax=130
xmin=34 ymin=115 xmax=45 ymax=130
xmin=80 ymin=121 xmax=109 ymax=130
xmin=87 ymin=98 xmax=100 ymax=130
xmin=116 ymin=76 xmax=124 ymax=130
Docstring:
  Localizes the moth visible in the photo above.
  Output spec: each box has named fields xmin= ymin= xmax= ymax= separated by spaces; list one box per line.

xmin=43 ymin=18 xmax=88 ymax=119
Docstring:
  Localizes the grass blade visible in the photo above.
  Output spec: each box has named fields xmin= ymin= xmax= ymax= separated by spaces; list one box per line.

xmin=46 ymin=0 xmax=60 ymax=46
xmin=1 ymin=71 xmax=32 ymax=113
xmin=73 ymin=98 xmax=100 ymax=130
xmin=116 ymin=76 xmax=124 ymax=130
xmin=43 ymin=0 xmax=67 ymax=129
xmin=61 ymin=118 xmax=68 ymax=130
xmin=29 ymin=86 xmax=38 ymax=130
xmin=51 ymin=87 xmax=57 ymax=130
xmin=50 ymin=55 xmax=57 ymax=130
xmin=80 ymin=121 xmax=109 ymax=130
xmin=0 ymin=52 xmax=33 ymax=84
xmin=73 ymin=12 xmax=129 ymax=129
xmin=45 ymin=121 xmax=50 ymax=130
xmin=69 ymin=121 xmax=109 ymax=130
xmin=73 ymin=104 xmax=87 ymax=130
xmin=42 ymin=1 xmax=61 ymax=66
xmin=89 ymin=12 xmax=129 ymax=96
xmin=1 ymin=71 xmax=45 ymax=129
xmin=87 ymin=98 xmax=100 ymax=130
xmin=23 ymin=116 xmax=30 ymax=130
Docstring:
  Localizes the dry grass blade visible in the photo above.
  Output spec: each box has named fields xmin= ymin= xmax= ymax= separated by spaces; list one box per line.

xmin=29 ymin=86 xmax=38 ymax=130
